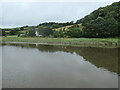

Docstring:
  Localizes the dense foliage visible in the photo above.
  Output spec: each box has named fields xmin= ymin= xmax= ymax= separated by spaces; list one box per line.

xmin=76 ymin=1 xmax=119 ymax=38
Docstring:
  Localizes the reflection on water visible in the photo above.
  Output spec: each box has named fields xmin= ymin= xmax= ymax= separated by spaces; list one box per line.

xmin=1 ymin=43 xmax=118 ymax=88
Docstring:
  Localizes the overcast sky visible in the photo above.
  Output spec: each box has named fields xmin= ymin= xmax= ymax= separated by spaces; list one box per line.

xmin=0 ymin=0 xmax=119 ymax=28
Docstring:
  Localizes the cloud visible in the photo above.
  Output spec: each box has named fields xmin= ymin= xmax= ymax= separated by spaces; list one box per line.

xmin=0 ymin=0 xmax=119 ymax=2
xmin=0 ymin=1 xmax=119 ymax=28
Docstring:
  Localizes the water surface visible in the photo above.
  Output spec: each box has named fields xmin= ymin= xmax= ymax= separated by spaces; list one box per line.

xmin=1 ymin=43 xmax=118 ymax=88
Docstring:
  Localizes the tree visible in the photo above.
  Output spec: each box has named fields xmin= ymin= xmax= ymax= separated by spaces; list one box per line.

xmin=2 ymin=30 xmax=6 ymax=36
xmin=103 ymin=17 xmax=118 ymax=37
xmin=9 ymin=30 xmax=18 ymax=35
xmin=65 ymin=28 xmax=82 ymax=38
xmin=37 ymin=26 xmax=53 ymax=37
xmin=27 ymin=29 xmax=36 ymax=37
xmin=75 ymin=1 xmax=119 ymax=38
xmin=0 ymin=29 xmax=6 ymax=36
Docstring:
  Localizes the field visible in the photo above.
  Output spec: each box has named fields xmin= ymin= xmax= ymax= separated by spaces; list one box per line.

xmin=1 ymin=36 xmax=119 ymax=48
xmin=53 ymin=24 xmax=83 ymax=31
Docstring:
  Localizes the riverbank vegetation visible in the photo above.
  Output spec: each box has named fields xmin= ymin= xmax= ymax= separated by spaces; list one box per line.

xmin=1 ymin=37 xmax=119 ymax=48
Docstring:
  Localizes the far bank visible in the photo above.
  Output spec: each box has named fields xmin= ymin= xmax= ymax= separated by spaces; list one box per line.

xmin=1 ymin=37 xmax=119 ymax=48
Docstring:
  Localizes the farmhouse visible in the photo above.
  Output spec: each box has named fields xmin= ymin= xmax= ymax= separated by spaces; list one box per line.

xmin=35 ymin=31 xmax=42 ymax=37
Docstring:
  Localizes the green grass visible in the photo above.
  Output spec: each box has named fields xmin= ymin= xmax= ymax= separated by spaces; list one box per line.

xmin=5 ymin=35 xmax=18 ymax=37
xmin=1 ymin=37 xmax=119 ymax=48
xmin=53 ymin=24 xmax=83 ymax=31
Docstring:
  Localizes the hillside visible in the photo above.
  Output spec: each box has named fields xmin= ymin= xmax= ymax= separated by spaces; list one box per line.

xmin=53 ymin=1 xmax=119 ymax=38
xmin=1 ymin=1 xmax=119 ymax=38
xmin=52 ymin=24 xmax=84 ymax=38
xmin=76 ymin=1 xmax=119 ymax=37
xmin=53 ymin=24 xmax=83 ymax=31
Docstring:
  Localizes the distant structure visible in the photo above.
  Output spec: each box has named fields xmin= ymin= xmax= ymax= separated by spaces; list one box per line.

xmin=35 ymin=31 xmax=42 ymax=37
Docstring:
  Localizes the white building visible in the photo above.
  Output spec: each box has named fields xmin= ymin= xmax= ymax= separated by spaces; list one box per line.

xmin=35 ymin=31 xmax=42 ymax=37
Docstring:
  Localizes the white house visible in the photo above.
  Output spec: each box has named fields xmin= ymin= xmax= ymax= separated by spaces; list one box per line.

xmin=35 ymin=31 xmax=42 ymax=37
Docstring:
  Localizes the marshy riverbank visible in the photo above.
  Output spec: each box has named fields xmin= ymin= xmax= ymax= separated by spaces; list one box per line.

xmin=1 ymin=37 xmax=119 ymax=48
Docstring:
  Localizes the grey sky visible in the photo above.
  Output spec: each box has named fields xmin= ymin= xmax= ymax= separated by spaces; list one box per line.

xmin=0 ymin=1 xmax=118 ymax=28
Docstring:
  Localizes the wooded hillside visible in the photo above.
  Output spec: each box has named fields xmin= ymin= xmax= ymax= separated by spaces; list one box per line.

xmin=1 ymin=1 xmax=119 ymax=38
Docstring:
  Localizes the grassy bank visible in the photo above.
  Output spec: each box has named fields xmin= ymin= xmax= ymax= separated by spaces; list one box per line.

xmin=1 ymin=36 xmax=119 ymax=48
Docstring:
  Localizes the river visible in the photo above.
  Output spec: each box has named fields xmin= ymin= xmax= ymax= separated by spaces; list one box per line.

xmin=1 ymin=43 xmax=118 ymax=88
